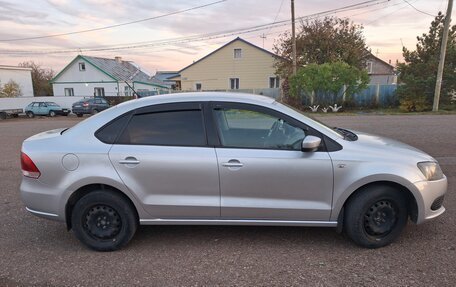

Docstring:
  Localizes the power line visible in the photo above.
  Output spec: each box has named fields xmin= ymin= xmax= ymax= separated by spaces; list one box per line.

xmin=0 ymin=0 xmax=389 ymax=55
xmin=402 ymin=0 xmax=436 ymax=17
xmin=0 ymin=0 xmax=226 ymax=42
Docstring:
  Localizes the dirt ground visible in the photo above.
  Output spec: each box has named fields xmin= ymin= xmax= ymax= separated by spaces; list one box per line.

xmin=0 ymin=114 xmax=455 ymax=286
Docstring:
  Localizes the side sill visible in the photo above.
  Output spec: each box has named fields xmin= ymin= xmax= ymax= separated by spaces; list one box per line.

xmin=139 ymin=219 xmax=338 ymax=227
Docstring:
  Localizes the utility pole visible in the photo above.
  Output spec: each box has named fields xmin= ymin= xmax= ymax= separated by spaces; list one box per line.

xmin=433 ymin=0 xmax=453 ymax=111
xmin=291 ymin=0 xmax=297 ymax=75
xmin=260 ymin=33 xmax=267 ymax=48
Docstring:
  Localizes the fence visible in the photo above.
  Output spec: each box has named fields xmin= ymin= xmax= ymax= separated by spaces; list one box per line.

xmin=299 ymin=84 xmax=398 ymax=108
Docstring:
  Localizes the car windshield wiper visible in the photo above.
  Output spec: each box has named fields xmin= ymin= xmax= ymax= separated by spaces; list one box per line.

xmin=333 ymin=127 xmax=358 ymax=141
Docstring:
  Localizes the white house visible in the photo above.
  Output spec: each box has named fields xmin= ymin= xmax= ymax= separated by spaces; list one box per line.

xmin=0 ymin=65 xmax=34 ymax=97
xmin=51 ymin=55 xmax=168 ymax=97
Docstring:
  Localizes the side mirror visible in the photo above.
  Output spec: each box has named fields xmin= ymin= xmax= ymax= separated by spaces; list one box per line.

xmin=301 ymin=135 xmax=321 ymax=152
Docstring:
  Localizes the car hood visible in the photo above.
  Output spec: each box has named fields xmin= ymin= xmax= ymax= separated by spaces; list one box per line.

xmin=343 ymin=130 xmax=435 ymax=163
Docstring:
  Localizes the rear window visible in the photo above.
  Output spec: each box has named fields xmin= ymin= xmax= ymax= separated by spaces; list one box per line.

xmin=117 ymin=110 xmax=206 ymax=146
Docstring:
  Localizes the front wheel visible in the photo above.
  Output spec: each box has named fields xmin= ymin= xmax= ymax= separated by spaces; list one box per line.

xmin=26 ymin=111 xmax=34 ymax=118
xmin=71 ymin=191 xmax=138 ymax=251
xmin=344 ymin=185 xmax=408 ymax=248
xmin=76 ymin=113 xmax=83 ymax=118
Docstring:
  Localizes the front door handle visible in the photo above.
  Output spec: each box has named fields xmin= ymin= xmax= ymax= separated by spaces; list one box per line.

xmin=119 ymin=157 xmax=140 ymax=165
xmin=222 ymin=160 xmax=243 ymax=168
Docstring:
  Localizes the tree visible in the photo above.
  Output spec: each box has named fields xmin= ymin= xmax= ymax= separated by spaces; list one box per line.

xmin=289 ymin=62 xmax=369 ymax=105
xmin=18 ymin=61 xmax=55 ymax=96
xmin=274 ymin=17 xmax=371 ymax=78
xmin=397 ymin=12 xmax=456 ymax=111
xmin=0 ymin=79 xmax=22 ymax=97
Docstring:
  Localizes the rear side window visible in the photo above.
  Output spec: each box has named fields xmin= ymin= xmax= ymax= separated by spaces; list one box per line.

xmin=117 ymin=110 xmax=206 ymax=146
xmin=95 ymin=113 xmax=131 ymax=144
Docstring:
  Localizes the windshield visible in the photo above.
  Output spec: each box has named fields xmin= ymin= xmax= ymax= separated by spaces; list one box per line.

xmin=274 ymin=101 xmax=345 ymax=139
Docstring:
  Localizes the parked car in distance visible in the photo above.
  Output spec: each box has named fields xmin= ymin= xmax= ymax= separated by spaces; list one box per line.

xmin=72 ymin=98 xmax=110 ymax=117
xmin=25 ymin=102 xmax=70 ymax=118
xmin=20 ymin=93 xmax=447 ymax=251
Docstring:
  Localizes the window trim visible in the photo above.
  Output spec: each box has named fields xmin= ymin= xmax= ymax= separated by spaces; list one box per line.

xmin=229 ymin=78 xmax=240 ymax=90
xmin=269 ymin=76 xmax=280 ymax=88
xmin=78 ymin=62 xmax=86 ymax=71
xmin=233 ymin=48 xmax=242 ymax=59
xmin=366 ymin=61 xmax=373 ymax=74
xmin=64 ymin=88 xmax=74 ymax=96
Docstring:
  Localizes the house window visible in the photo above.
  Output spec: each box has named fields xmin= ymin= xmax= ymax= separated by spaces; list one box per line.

xmin=366 ymin=61 xmax=373 ymax=74
xmin=79 ymin=62 xmax=86 ymax=71
xmin=94 ymin=87 xmax=105 ymax=97
xmin=124 ymin=86 xmax=131 ymax=96
xmin=234 ymin=48 xmax=242 ymax=59
xmin=195 ymin=83 xmax=202 ymax=91
xmin=64 ymin=88 xmax=74 ymax=96
xmin=269 ymin=76 xmax=280 ymax=88
xmin=230 ymin=78 xmax=240 ymax=90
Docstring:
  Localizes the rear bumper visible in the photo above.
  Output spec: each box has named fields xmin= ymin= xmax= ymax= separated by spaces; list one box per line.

xmin=20 ymin=177 xmax=64 ymax=222
xmin=72 ymin=107 xmax=90 ymax=114
xmin=414 ymin=176 xmax=447 ymax=224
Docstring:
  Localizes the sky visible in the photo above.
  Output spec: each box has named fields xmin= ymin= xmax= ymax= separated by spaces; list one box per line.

xmin=0 ymin=0 xmax=453 ymax=75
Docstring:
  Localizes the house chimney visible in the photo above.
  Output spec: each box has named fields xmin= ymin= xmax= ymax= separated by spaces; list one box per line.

xmin=115 ymin=56 xmax=122 ymax=63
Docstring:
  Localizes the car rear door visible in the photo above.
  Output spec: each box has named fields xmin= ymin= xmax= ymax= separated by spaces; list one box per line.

xmin=211 ymin=102 xmax=334 ymax=221
xmin=108 ymin=102 xmax=220 ymax=219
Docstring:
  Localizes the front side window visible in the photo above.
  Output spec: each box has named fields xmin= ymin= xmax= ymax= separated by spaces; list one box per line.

xmin=214 ymin=107 xmax=305 ymax=150
xmin=118 ymin=110 xmax=206 ymax=146
xmin=230 ymin=78 xmax=239 ymax=90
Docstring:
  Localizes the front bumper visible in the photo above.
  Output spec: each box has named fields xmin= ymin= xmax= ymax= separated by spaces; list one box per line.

xmin=414 ymin=175 xmax=447 ymax=224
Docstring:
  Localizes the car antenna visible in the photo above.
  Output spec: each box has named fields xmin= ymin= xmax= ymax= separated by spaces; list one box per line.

xmin=124 ymin=81 xmax=140 ymax=99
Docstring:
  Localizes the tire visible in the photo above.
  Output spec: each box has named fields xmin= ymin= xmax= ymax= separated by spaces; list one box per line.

xmin=91 ymin=109 xmax=99 ymax=115
xmin=71 ymin=190 xmax=138 ymax=251
xmin=0 ymin=112 xmax=6 ymax=120
xmin=344 ymin=185 xmax=408 ymax=248
xmin=49 ymin=110 xmax=56 ymax=117
xmin=76 ymin=113 xmax=83 ymax=118
xmin=26 ymin=111 xmax=34 ymax=118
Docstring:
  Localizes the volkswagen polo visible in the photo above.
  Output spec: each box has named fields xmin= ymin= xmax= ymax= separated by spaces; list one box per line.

xmin=20 ymin=93 xmax=447 ymax=251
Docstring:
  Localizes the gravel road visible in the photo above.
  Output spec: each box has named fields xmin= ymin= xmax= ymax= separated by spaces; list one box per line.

xmin=0 ymin=115 xmax=454 ymax=287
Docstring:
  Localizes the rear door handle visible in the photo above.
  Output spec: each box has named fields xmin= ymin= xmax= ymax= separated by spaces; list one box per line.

xmin=222 ymin=160 xmax=243 ymax=168
xmin=119 ymin=157 xmax=140 ymax=165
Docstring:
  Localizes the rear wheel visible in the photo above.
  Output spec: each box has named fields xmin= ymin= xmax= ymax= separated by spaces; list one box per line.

xmin=76 ymin=113 xmax=83 ymax=118
xmin=344 ymin=185 xmax=408 ymax=248
xmin=26 ymin=111 xmax=34 ymax=118
xmin=71 ymin=191 xmax=138 ymax=251
xmin=91 ymin=109 xmax=99 ymax=115
xmin=49 ymin=110 xmax=56 ymax=117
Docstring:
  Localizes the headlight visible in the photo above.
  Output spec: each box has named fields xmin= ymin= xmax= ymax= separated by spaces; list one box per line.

xmin=417 ymin=162 xmax=444 ymax=181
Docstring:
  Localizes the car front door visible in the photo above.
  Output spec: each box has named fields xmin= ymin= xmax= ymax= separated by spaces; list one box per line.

xmin=38 ymin=102 xmax=48 ymax=115
xmin=108 ymin=102 xmax=220 ymax=219
xmin=212 ymin=102 xmax=334 ymax=221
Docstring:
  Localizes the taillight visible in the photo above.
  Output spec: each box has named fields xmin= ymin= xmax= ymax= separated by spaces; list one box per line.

xmin=21 ymin=152 xmax=41 ymax=179
xmin=82 ymin=102 xmax=89 ymax=107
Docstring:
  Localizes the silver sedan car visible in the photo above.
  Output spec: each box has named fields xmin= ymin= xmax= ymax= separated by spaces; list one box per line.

xmin=20 ymin=93 xmax=447 ymax=251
